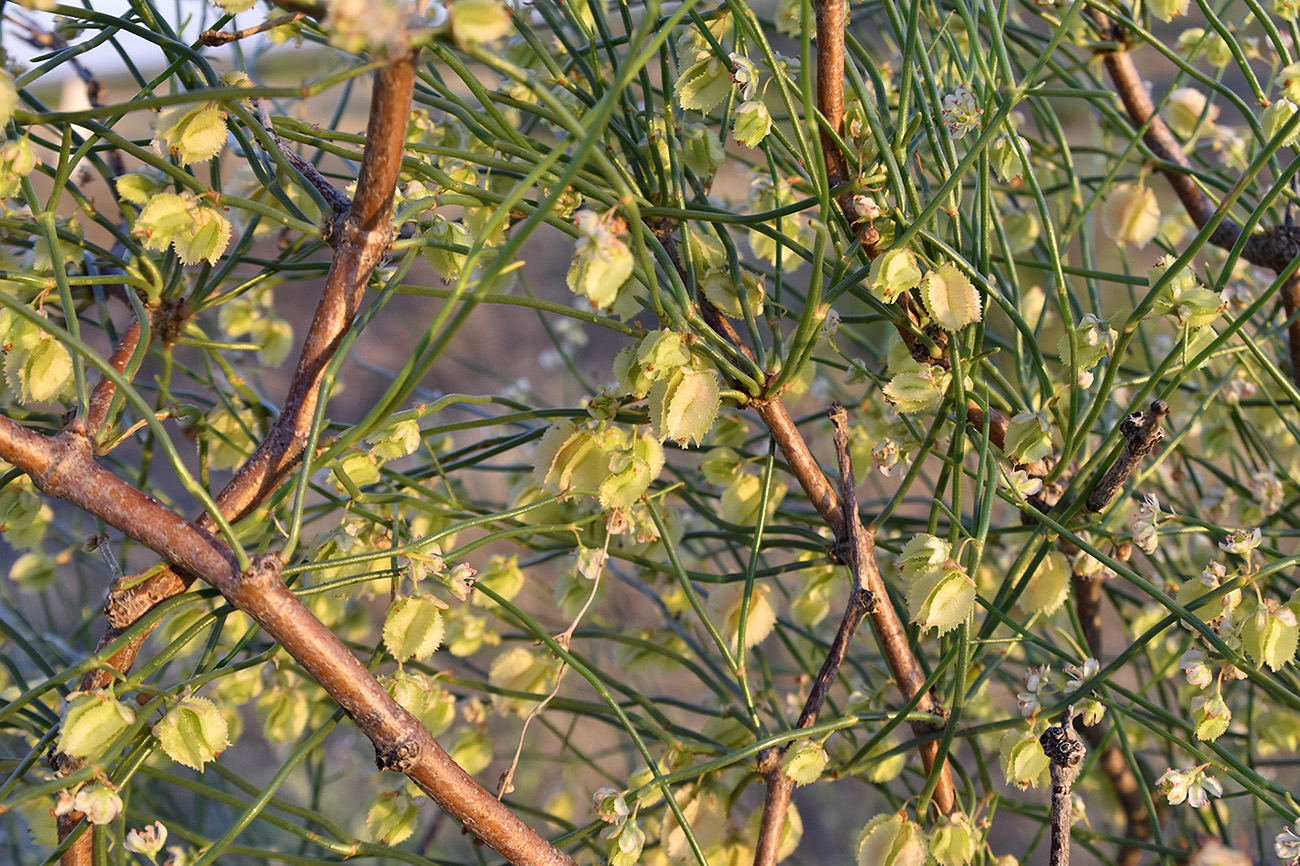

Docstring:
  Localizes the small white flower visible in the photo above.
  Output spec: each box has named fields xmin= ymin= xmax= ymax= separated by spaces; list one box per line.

xmin=593 ymin=787 xmax=630 ymax=823
xmin=849 ymin=194 xmax=883 ymax=221
xmin=125 ymin=822 xmax=168 ymax=862
xmin=1179 ymin=649 xmax=1213 ymax=688
xmin=942 ymin=86 xmax=982 ymax=138
xmin=1018 ymin=664 xmax=1053 ymax=717
xmin=445 ymin=562 xmax=478 ymax=600
xmin=1079 ymin=313 xmax=1116 ymax=350
xmin=819 ymin=308 xmax=842 ymax=341
xmin=1025 ymin=664 xmax=1051 ymax=692
xmin=1219 ymin=527 xmax=1262 ymax=556
xmin=729 ymin=54 xmax=760 ymax=101
xmin=1137 ymin=494 xmax=1161 ymax=521
xmin=538 ymin=349 xmax=564 ymax=372
xmin=1064 ymin=657 xmax=1100 ymax=687
xmin=1157 ymin=764 xmax=1222 ymax=808
xmin=1132 ymin=522 xmax=1158 ymax=554
xmin=1220 ymin=378 xmax=1258 ymax=405
xmin=1248 ymin=469 xmax=1284 ymax=515
xmin=73 ymin=783 xmax=124 ymax=825
xmin=1276 ymin=825 xmax=1300 ymax=862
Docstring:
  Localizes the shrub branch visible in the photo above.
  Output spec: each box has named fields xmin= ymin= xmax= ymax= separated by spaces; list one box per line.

xmin=753 ymin=404 xmax=879 ymax=866
xmin=1040 ymin=707 xmax=1086 ymax=866
xmin=1085 ymin=400 xmax=1169 ymax=513
xmin=0 ymin=420 xmax=575 ymax=866
xmin=2 ymin=39 xmax=576 ymax=866
xmin=1088 ymin=6 xmax=1300 ymax=384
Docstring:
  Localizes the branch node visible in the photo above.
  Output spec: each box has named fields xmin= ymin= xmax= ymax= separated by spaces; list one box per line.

xmin=1041 ymin=707 xmax=1085 ymax=866
xmin=375 ymin=738 xmax=423 ymax=773
xmin=1040 ymin=708 xmax=1085 ymax=768
xmin=237 ymin=553 xmax=284 ymax=589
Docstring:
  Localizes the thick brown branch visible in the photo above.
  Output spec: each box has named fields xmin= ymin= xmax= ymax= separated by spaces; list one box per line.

xmin=91 ymin=53 xmax=420 ymax=648
xmin=0 ymin=421 xmax=574 ymax=866
xmin=216 ymin=55 xmax=412 ymax=522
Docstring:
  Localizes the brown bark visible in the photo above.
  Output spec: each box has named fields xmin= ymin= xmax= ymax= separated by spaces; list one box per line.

xmin=808 ymin=0 xmax=958 ymax=817
xmin=753 ymin=405 xmax=879 ymax=866
xmin=84 ymin=319 xmax=140 ymax=439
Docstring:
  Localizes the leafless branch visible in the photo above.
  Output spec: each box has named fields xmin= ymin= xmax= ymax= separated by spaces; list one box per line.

xmin=753 ymin=404 xmax=879 ymax=866
xmin=1040 ymin=707 xmax=1086 ymax=866
xmin=814 ymin=0 xmax=881 ymax=254
xmin=1085 ymin=400 xmax=1169 ymax=513
xmin=200 ymin=13 xmax=307 ymax=46
xmin=252 ymin=98 xmax=354 ymax=227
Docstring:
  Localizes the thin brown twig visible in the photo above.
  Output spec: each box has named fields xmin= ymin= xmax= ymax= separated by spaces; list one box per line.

xmin=200 ymin=12 xmax=307 ymax=46
xmin=1040 ymin=707 xmax=1086 ymax=866
xmin=656 ymin=237 xmax=957 ymax=822
xmin=814 ymin=0 xmax=880 ymax=254
xmin=252 ymin=98 xmax=354 ymax=226
xmin=753 ymin=404 xmax=878 ymax=866
xmin=1071 ymin=545 xmax=1156 ymax=866
xmin=1085 ymin=400 xmax=1168 ymax=513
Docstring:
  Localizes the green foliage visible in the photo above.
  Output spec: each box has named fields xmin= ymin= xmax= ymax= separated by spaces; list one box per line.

xmin=3 ymin=0 xmax=1300 ymax=864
